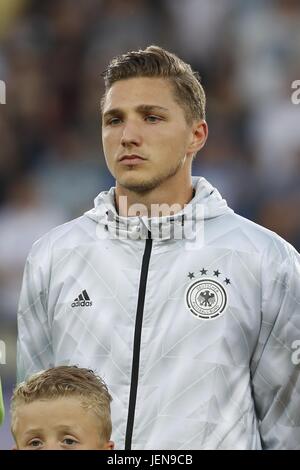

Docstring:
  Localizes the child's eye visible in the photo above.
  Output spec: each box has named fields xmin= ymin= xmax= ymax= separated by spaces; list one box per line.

xmin=28 ymin=439 xmax=42 ymax=448
xmin=62 ymin=437 xmax=78 ymax=446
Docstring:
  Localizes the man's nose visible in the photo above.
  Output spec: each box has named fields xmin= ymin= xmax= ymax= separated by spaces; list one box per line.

xmin=121 ymin=121 xmax=142 ymax=147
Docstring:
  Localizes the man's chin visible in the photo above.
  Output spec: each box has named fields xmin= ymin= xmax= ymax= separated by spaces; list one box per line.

xmin=118 ymin=176 xmax=159 ymax=194
xmin=120 ymin=184 xmax=156 ymax=194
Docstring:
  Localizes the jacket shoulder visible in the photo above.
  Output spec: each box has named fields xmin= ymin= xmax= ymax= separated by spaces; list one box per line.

xmin=29 ymin=214 xmax=96 ymax=258
xmin=222 ymin=212 xmax=297 ymax=259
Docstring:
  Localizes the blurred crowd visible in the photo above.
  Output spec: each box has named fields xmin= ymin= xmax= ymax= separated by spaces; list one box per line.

xmin=0 ymin=0 xmax=300 ymax=448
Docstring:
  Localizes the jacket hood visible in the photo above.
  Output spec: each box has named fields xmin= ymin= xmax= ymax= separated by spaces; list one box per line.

xmin=85 ymin=177 xmax=233 ymax=241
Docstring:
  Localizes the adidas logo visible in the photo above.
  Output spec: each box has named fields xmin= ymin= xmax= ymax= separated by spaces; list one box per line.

xmin=71 ymin=290 xmax=93 ymax=307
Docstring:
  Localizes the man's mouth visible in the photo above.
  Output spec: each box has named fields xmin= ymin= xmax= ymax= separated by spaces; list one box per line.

xmin=119 ymin=154 xmax=146 ymax=165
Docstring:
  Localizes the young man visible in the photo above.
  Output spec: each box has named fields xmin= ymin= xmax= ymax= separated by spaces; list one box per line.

xmin=11 ymin=366 xmax=114 ymax=450
xmin=17 ymin=46 xmax=300 ymax=449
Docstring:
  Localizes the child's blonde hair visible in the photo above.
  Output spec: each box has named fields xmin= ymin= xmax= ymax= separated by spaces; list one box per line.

xmin=11 ymin=366 xmax=112 ymax=443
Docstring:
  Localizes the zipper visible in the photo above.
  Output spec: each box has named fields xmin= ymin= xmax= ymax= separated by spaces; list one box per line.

xmin=125 ymin=231 xmax=152 ymax=449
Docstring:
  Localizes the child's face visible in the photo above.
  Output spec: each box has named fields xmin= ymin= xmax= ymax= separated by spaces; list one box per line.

xmin=13 ymin=397 xmax=114 ymax=450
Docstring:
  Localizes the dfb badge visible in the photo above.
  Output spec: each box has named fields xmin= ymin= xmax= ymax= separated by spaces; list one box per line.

xmin=185 ymin=279 xmax=227 ymax=320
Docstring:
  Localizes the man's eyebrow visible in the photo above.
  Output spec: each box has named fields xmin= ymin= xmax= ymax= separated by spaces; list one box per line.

xmin=102 ymin=108 xmax=124 ymax=119
xmin=136 ymin=104 xmax=169 ymax=113
xmin=103 ymin=104 xmax=169 ymax=118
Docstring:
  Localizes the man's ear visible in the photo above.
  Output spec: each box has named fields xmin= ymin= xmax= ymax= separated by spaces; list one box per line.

xmin=187 ymin=120 xmax=208 ymax=156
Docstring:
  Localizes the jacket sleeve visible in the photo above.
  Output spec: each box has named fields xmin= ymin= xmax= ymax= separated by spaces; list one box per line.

xmin=250 ymin=238 xmax=300 ymax=449
xmin=0 ymin=378 xmax=4 ymax=425
xmin=17 ymin=235 xmax=53 ymax=382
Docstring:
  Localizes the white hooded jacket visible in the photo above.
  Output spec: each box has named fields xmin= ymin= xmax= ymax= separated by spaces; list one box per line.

xmin=17 ymin=177 xmax=300 ymax=449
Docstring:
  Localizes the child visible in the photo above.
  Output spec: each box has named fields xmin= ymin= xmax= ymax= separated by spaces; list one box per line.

xmin=11 ymin=366 xmax=114 ymax=450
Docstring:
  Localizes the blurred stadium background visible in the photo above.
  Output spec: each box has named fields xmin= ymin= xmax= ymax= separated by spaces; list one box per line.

xmin=0 ymin=0 xmax=300 ymax=449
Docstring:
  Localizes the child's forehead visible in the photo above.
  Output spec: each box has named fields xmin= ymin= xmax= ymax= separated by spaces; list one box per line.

xmin=14 ymin=396 xmax=85 ymax=421
xmin=14 ymin=396 xmax=101 ymax=432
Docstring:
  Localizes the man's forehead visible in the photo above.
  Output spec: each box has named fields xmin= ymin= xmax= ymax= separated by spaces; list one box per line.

xmin=103 ymin=77 xmax=175 ymax=111
xmin=103 ymin=104 xmax=170 ymax=118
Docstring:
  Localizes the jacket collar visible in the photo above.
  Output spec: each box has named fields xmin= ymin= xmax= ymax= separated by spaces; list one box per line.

xmin=85 ymin=177 xmax=233 ymax=241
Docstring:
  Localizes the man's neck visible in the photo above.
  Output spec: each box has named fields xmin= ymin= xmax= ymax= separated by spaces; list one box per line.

xmin=115 ymin=177 xmax=194 ymax=218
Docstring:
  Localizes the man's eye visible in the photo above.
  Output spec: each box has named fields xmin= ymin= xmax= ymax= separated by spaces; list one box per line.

xmin=145 ymin=115 xmax=161 ymax=123
xmin=62 ymin=437 xmax=78 ymax=446
xmin=107 ymin=117 xmax=121 ymax=125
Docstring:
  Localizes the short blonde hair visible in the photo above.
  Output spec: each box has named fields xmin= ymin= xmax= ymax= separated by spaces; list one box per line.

xmin=11 ymin=366 xmax=112 ymax=442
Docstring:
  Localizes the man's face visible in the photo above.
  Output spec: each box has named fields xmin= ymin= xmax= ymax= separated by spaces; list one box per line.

xmin=102 ymin=77 xmax=200 ymax=193
xmin=13 ymin=397 xmax=114 ymax=450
